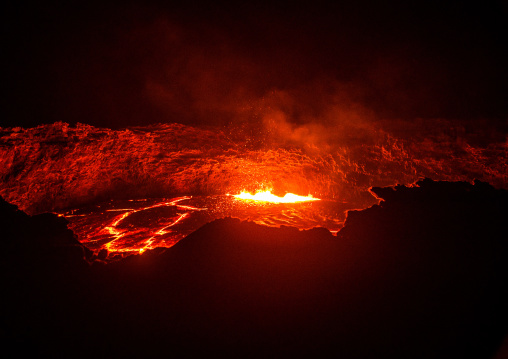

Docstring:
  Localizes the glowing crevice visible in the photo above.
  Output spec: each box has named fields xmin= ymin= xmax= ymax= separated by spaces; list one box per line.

xmin=99 ymin=196 xmax=205 ymax=255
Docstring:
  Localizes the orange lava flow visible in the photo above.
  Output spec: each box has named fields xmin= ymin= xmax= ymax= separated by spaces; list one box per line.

xmin=97 ymin=196 xmax=204 ymax=255
xmin=233 ymin=190 xmax=320 ymax=203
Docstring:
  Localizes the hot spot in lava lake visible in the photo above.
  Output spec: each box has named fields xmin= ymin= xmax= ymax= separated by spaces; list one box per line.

xmin=233 ymin=190 xmax=320 ymax=203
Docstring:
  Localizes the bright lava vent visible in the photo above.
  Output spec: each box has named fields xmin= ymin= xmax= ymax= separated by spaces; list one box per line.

xmin=233 ymin=191 xmax=320 ymax=203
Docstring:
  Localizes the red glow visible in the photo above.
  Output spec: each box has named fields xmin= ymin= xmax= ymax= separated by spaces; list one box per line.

xmin=1 ymin=122 xmax=506 ymax=216
xmin=1 ymin=122 xmax=506 ymax=258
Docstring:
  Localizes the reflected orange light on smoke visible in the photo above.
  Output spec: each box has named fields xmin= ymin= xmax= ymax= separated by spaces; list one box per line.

xmin=233 ymin=190 xmax=320 ymax=203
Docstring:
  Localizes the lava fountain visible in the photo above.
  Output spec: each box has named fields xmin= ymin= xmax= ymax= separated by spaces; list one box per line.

xmin=233 ymin=190 xmax=320 ymax=203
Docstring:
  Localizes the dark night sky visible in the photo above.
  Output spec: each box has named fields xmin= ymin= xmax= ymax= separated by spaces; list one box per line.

xmin=3 ymin=1 xmax=508 ymax=129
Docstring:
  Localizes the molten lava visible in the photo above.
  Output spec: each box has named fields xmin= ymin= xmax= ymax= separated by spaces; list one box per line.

xmin=62 ymin=197 xmax=208 ymax=258
xmin=233 ymin=191 xmax=320 ymax=203
xmin=101 ymin=197 xmax=203 ymax=254
xmin=58 ymin=194 xmax=346 ymax=259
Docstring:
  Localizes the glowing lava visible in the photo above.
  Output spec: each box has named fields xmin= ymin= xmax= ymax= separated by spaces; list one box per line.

xmin=233 ymin=191 xmax=320 ymax=203
xmin=60 ymin=195 xmax=346 ymax=259
xmin=63 ymin=196 xmax=207 ymax=257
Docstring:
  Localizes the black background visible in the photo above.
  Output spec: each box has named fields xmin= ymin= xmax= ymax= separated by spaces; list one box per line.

xmin=3 ymin=1 xmax=508 ymax=129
